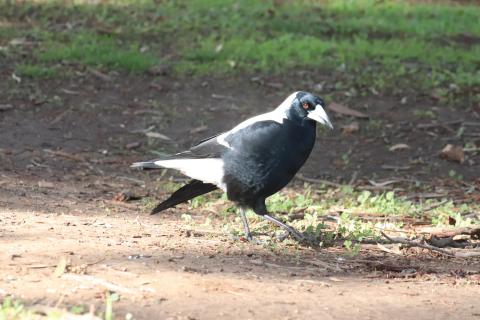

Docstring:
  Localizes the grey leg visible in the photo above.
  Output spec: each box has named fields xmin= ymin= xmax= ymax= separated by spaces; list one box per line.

xmin=240 ymin=208 xmax=253 ymax=241
xmin=262 ymin=214 xmax=306 ymax=242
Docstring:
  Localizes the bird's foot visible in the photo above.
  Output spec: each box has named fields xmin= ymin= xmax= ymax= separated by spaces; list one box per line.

xmin=275 ymin=227 xmax=306 ymax=242
xmin=277 ymin=228 xmax=320 ymax=246
xmin=283 ymin=226 xmax=307 ymax=242
xmin=276 ymin=231 xmax=290 ymax=242
xmin=262 ymin=214 xmax=309 ymax=243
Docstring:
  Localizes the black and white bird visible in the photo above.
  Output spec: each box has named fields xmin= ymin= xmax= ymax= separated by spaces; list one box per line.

xmin=132 ymin=91 xmax=333 ymax=241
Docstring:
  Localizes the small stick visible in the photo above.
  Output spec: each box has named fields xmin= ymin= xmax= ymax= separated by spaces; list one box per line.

xmin=416 ymin=120 xmax=463 ymax=129
xmin=44 ymin=149 xmax=87 ymax=162
xmin=348 ymin=171 xmax=358 ymax=186
xmin=380 ymin=231 xmax=480 ymax=258
xmin=422 ymin=199 xmax=449 ymax=212
xmin=296 ymin=174 xmax=342 ymax=187
xmin=381 ymin=231 xmax=454 ymax=256
xmin=63 ymin=274 xmax=137 ymax=294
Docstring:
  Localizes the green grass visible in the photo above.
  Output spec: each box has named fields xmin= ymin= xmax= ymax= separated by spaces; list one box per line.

xmin=0 ymin=299 xmax=36 ymax=320
xmin=0 ymin=293 xmax=120 ymax=320
xmin=16 ymin=64 xmax=57 ymax=78
xmin=1 ymin=0 xmax=479 ymax=100
xmin=38 ymin=33 xmax=157 ymax=73
xmin=168 ymin=179 xmax=479 ymax=247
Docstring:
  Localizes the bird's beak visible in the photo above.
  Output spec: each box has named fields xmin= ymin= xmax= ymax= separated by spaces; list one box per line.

xmin=307 ymin=105 xmax=333 ymax=129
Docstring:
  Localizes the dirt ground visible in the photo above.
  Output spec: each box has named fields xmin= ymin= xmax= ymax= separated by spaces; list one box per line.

xmin=1 ymin=73 xmax=480 ymax=319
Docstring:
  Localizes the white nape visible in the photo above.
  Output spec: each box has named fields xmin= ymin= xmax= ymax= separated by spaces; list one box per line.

xmin=217 ymin=91 xmax=299 ymax=149
xmin=154 ymin=158 xmax=226 ymax=191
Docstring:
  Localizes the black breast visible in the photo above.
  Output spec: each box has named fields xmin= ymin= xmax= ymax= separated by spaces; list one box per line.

xmin=222 ymin=119 xmax=316 ymax=208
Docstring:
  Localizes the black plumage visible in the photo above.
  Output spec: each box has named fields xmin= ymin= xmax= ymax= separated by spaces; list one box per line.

xmin=132 ymin=91 xmax=333 ymax=241
xmin=151 ymin=180 xmax=217 ymax=214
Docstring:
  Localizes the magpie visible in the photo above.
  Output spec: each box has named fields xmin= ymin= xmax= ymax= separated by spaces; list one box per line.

xmin=131 ymin=91 xmax=333 ymax=241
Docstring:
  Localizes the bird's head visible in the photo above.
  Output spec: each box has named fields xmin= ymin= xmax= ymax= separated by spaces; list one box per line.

xmin=280 ymin=91 xmax=333 ymax=129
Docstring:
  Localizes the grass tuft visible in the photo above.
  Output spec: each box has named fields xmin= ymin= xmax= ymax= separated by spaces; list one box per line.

xmin=38 ymin=33 xmax=157 ymax=73
xmin=16 ymin=64 xmax=57 ymax=78
xmin=1 ymin=0 xmax=479 ymax=101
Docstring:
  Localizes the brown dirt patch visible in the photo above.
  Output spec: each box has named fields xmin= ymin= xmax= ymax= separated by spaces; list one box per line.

xmin=1 ymin=72 xmax=479 ymax=319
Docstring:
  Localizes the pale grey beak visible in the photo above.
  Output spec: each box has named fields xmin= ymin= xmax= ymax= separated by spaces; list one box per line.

xmin=307 ymin=105 xmax=333 ymax=129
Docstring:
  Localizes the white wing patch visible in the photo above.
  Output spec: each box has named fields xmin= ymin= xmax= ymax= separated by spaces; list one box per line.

xmin=217 ymin=92 xmax=299 ymax=149
xmin=154 ymin=158 xmax=226 ymax=191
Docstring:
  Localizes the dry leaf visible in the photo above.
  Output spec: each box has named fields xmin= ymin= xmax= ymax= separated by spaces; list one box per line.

xmin=341 ymin=122 xmax=360 ymax=134
xmin=328 ymin=102 xmax=368 ymax=118
xmin=11 ymin=73 xmax=21 ymax=83
xmin=9 ymin=38 xmax=27 ymax=46
xmin=53 ymin=257 xmax=69 ymax=277
xmin=440 ymin=144 xmax=465 ymax=164
xmin=189 ymin=125 xmax=208 ymax=134
xmin=329 ymin=277 xmax=343 ymax=282
xmin=112 ymin=190 xmax=140 ymax=202
xmin=125 ymin=141 xmax=141 ymax=149
xmin=389 ymin=143 xmax=410 ymax=151
xmin=89 ymin=69 xmax=112 ymax=82
xmin=38 ymin=181 xmax=54 ymax=188
xmin=145 ymin=132 xmax=171 ymax=140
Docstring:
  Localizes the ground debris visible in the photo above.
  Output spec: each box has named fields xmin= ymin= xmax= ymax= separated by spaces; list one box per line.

xmin=417 ymin=226 xmax=480 ymax=239
xmin=328 ymin=102 xmax=369 ymax=118
xmin=341 ymin=122 xmax=360 ymax=134
xmin=389 ymin=143 xmax=410 ymax=152
xmin=180 ymin=265 xmax=209 ymax=274
xmin=44 ymin=149 xmax=87 ymax=162
xmin=145 ymin=131 xmax=172 ymax=140
xmin=440 ymin=144 xmax=465 ymax=164
xmin=112 ymin=190 xmax=141 ymax=202
xmin=125 ymin=141 xmax=141 ymax=149
xmin=63 ymin=274 xmax=138 ymax=294
xmin=89 ymin=68 xmax=112 ymax=81
xmin=38 ymin=180 xmax=55 ymax=188
xmin=0 ymin=104 xmax=14 ymax=112
xmin=381 ymin=232 xmax=480 ymax=258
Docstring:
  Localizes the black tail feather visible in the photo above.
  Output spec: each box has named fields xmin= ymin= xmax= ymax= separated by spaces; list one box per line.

xmin=130 ymin=161 xmax=161 ymax=170
xmin=151 ymin=180 xmax=218 ymax=214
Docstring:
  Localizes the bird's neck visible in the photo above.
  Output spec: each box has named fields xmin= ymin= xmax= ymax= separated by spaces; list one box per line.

xmin=284 ymin=108 xmax=314 ymax=128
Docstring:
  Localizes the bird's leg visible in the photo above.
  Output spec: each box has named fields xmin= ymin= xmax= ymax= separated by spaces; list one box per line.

xmin=262 ymin=214 xmax=306 ymax=242
xmin=254 ymin=200 xmax=306 ymax=242
xmin=239 ymin=208 xmax=253 ymax=241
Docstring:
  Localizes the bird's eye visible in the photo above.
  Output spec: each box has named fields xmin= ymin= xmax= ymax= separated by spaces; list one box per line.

xmin=302 ymin=103 xmax=309 ymax=110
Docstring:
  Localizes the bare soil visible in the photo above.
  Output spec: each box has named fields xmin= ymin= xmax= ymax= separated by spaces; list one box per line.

xmin=1 ymin=73 xmax=479 ymax=319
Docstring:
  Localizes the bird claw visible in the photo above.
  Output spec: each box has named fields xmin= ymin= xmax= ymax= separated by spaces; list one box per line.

xmin=276 ymin=227 xmax=306 ymax=243
xmin=276 ymin=231 xmax=290 ymax=242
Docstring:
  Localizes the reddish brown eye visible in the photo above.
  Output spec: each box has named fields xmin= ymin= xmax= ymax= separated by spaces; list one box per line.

xmin=302 ymin=103 xmax=309 ymax=110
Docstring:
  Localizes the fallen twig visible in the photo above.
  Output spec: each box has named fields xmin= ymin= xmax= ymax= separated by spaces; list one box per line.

xmin=116 ymin=176 xmax=145 ymax=185
xmin=381 ymin=165 xmax=411 ymax=171
xmin=416 ymin=226 xmax=480 ymax=239
xmin=422 ymin=199 xmax=449 ymax=212
xmin=103 ymin=199 xmax=138 ymax=209
xmin=63 ymin=274 xmax=137 ymax=294
xmin=44 ymin=149 xmax=87 ymax=162
xmin=89 ymin=68 xmax=112 ymax=82
xmin=463 ymin=122 xmax=480 ymax=127
xmin=405 ymin=193 xmax=447 ymax=200
xmin=416 ymin=120 xmax=463 ymax=129
xmin=368 ymin=179 xmax=402 ymax=187
xmin=298 ymin=258 xmax=339 ymax=271
xmin=381 ymin=231 xmax=480 ymax=258
xmin=295 ymin=174 xmax=342 ymax=187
